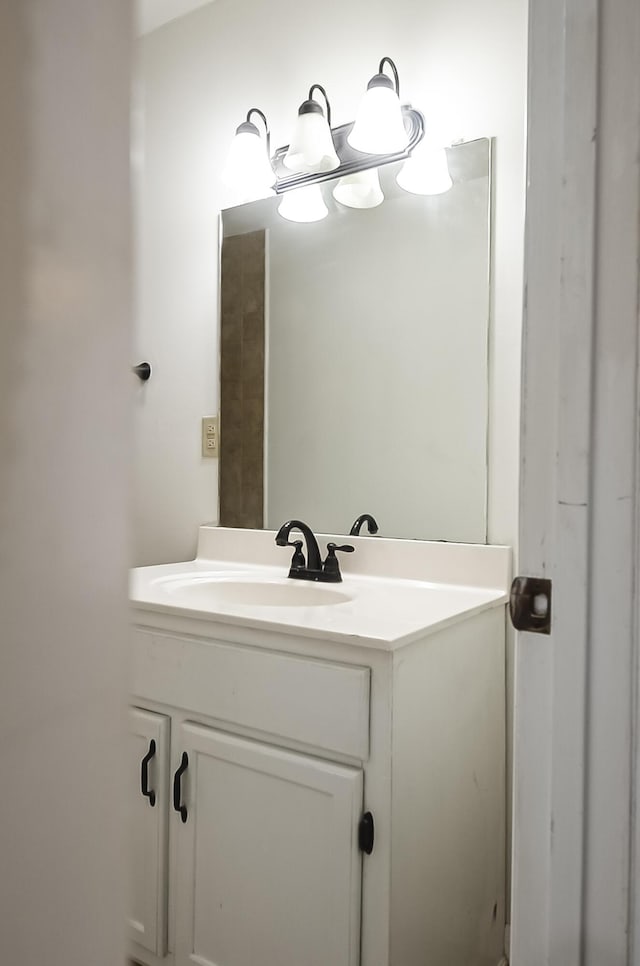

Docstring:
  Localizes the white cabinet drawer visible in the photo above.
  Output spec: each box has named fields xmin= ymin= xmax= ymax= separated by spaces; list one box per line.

xmin=131 ymin=629 xmax=370 ymax=760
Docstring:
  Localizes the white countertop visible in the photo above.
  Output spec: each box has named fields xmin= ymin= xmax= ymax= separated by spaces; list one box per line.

xmin=130 ymin=527 xmax=511 ymax=650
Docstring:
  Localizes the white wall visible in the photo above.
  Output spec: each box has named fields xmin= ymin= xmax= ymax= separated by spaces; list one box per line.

xmin=0 ymin=2 xmax=130 ymax=964
xmin=135 ymin=0 xmax=527 ymax=563
xmin=136 ymin=0 xmax=213 ymax=36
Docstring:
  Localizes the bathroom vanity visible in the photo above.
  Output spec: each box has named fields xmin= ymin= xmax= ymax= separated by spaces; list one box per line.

xmin=129 ymin=527 xmax=510 ymax=966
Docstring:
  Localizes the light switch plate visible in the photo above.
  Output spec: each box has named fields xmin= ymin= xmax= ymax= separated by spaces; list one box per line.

xmin=202 ymin=415 xmax=219 ymax=457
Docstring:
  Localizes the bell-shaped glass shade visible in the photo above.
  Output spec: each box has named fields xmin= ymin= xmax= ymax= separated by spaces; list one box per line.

xmin=347 ymin=86 xmax=408 ymax=155
xmin=332 ymin=169 xmax=384 ymax=209
xmin=284 ymin=111 xmax=339 ymax=173
xmin=222 ymin=128 xmax=276 ymax=199
xmin=397 ymin=145 xmax=452 ymax=195
xmin=278 ymin=185 xmax=329 ymax=223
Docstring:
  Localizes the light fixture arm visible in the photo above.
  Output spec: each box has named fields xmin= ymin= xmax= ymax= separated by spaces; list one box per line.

xmin=378 ymin=56 xmax=400 ymax=96
xmin=308 ymin=84 xmax=332 ymax=128
xmin=246 ymin=107 xmax=271 ymax=155
xmin=272 ymin=106 xmax=424 ymax=194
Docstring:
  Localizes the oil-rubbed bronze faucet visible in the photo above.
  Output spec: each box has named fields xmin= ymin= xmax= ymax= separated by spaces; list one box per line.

xmin=275 ymin=519 xmax=354 ymax=583
xmin=349 ymin=513 xmax=379 ymax=536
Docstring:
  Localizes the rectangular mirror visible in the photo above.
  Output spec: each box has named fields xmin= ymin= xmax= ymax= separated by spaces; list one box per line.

xmin=219 ymin=137 xmax=490 ymax=542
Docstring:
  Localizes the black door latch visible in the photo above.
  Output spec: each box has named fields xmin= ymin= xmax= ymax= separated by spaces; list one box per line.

xmin=509 ymin=576 xmax=552 ymax=634
xmin=358 ymin=812 xmax=374 ymax=854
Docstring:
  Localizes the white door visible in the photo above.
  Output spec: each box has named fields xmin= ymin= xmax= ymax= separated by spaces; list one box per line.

xmin=173 ymin=723 xmax=363 ymax=966
xmin=129 ymin=707 xmax=170 ymax=957
xmin=512 ymin=1 xmax=640 ymax=963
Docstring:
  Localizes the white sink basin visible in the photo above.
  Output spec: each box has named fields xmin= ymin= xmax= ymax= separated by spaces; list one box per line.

xmin=153 ymin=573 xmax=352 ymax=609
xmin=130 ymin=529 xmax=511 ymax=648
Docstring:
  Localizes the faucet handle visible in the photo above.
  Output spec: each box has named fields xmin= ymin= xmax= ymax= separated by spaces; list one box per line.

xmin=322 ymin=542 xmax=355 ymax=582
xmin=285 ymin=539 xmax=305 ymax=570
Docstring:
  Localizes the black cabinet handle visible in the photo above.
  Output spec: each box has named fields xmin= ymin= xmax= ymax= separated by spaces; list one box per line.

xmin=140 ymin=739 xmax=156 ymax=807
xmin=173 ymin=752 xmax=188 ymax=823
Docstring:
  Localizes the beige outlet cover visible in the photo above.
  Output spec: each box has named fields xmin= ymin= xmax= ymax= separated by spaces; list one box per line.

xmin=202 ymin=415 xmax=219 ymax=457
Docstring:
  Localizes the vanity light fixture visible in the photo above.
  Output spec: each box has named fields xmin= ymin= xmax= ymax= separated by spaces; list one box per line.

xmin=222 ymin=107 xmax=276 ymax=201
xmin=277 ymin=184 xmax=329 ymax=223
xmin=347 ymin=57 xmax=409 ymax=155
xmin=283 ymin=84 xmax=340 ymax=173
xmin=396 ymin=143 xmax=453 ymax=195
xmin=222 ymin=58 xmax=427 ymax=209
xmin=332 ymin=168 xmax=384 ymax=209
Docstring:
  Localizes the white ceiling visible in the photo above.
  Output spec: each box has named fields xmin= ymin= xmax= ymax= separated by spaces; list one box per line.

xmin=136 ymin=0 xmax=215 ymax=35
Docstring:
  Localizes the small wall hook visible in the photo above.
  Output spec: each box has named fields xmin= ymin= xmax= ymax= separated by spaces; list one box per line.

xmin=133 ymin=362 xmax=152 ymax=382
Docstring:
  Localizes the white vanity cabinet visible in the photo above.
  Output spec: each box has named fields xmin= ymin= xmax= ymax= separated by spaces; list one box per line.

xmin=128 ymin=600 xmax=507 ymax=966
xmin=173 ymin=723 xmax=363 ymax=966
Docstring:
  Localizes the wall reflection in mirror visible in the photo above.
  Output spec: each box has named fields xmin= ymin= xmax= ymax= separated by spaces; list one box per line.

xmin=219 ymin=138 xmax=490 ymax=543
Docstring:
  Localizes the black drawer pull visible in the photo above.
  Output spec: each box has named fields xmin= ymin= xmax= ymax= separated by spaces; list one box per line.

xmin=140 ymin=739 xmax=156 ymax=807
xmin=173 ymin=752 xmax=189 ymax=823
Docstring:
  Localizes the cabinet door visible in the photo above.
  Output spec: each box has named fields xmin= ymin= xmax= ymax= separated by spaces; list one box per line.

xmin=129 ymin=707 xmax=170 ymax=957
xmin=174 ymin=723 xmax=363 ymax=966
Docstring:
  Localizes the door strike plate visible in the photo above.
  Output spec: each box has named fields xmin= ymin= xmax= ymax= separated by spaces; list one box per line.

xmin=509 ymin=576 xmax=552 ymax=634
